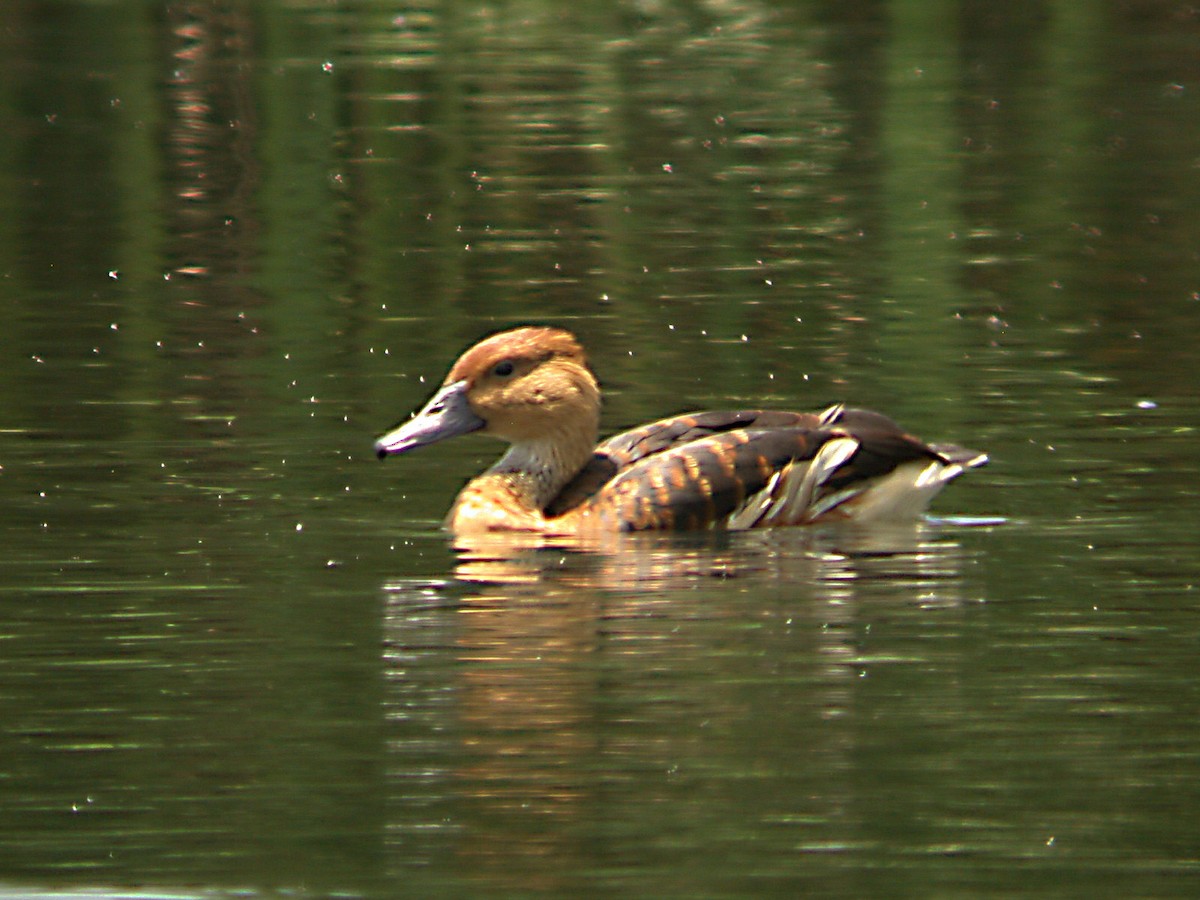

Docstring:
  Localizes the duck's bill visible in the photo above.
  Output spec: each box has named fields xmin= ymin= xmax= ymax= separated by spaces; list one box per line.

xmin=374 ymin=380 xmax=484 ymax=458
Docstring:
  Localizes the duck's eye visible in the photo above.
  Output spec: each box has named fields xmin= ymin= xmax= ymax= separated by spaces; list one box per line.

xmin=492 ymin=360 xmax=515 ymax=378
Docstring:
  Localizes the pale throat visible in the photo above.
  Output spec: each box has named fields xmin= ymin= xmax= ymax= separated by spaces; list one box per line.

xmin=486 ymin=425 xmax=597 ymax=511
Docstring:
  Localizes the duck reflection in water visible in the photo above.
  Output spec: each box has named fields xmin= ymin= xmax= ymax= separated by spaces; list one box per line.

xmin=380 ymin=520 xmax=986 ymax=892
xmin=374 ymin=326 xmax=987 ymax=536
xmin=447 ymin=520 xmax=980 ymax=596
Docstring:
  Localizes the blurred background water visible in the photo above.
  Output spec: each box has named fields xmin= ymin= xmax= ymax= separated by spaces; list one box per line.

xmin=1 ymin=1 xmax=1199 ymax=897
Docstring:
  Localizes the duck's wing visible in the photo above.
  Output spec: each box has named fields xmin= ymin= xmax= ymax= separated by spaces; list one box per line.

xmin=548 ymin=405 xmax=987 ymax=531
xmin=545 ymin=410 xmax=822 ymax=517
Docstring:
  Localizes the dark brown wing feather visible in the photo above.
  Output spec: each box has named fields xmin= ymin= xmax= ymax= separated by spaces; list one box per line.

xmin=817 ymin=407 xmax=945 ymax=490
xmin=822 ymin=406 xmax=988 ymax=481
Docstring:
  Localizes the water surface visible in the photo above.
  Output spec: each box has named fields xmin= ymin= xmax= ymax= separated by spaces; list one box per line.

xmin=2 ymin=2 xmax=1199 ymax=898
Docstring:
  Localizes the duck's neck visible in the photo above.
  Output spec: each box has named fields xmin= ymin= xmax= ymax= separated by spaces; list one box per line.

xmin=487 ymin=425 xmax=596 ymax=513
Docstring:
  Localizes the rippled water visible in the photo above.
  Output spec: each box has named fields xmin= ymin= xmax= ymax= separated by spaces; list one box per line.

xmin=2 ymin=2 xmax=1199 ymax=898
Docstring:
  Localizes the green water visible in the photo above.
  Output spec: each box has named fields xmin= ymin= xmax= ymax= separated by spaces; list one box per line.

xmin=1 ymin=2 xmax=1199 ymax=897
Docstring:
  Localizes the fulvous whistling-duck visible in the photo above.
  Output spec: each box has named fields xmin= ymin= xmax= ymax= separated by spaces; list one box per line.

xmin=374 ymin=326 xmax=987 ymax=534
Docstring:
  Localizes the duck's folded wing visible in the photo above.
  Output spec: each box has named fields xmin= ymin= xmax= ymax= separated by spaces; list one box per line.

xmin=549 ymin=404 xmax=988 ymax=531
xmin=546 ymin=407 xmax=986 ymax=529
xmin=558 ymin=426 xmax=851 ymax=530
xmin=546 ymin=410 xmax=823 ymax=517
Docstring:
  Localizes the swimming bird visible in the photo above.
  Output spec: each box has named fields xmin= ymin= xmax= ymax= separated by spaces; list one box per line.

xmin=374 ymin=326 xmax=987 ymax=534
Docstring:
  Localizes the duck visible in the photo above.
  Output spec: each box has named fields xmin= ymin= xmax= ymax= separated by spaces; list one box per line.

xmin=374 ymin=326 xmax=987 ymax=534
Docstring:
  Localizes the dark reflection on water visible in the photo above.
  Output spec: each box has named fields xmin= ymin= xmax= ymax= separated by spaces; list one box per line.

xmin=2 ymin=1 xmax=1200 ymax=898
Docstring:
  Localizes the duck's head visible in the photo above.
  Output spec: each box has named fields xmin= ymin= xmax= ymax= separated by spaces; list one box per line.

xmin=374 ymin=326 xmax=601 ymax=459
